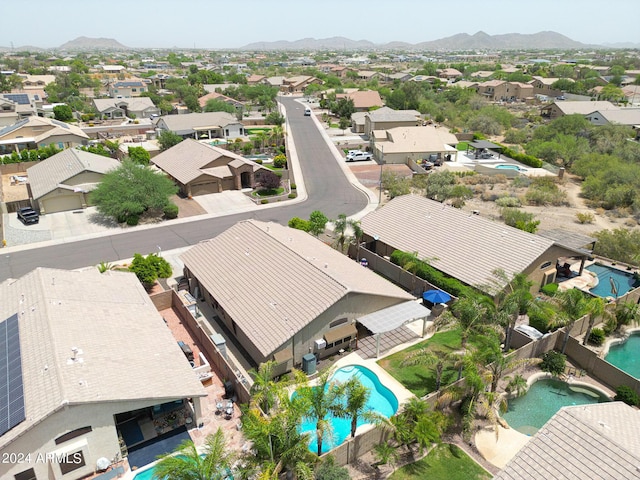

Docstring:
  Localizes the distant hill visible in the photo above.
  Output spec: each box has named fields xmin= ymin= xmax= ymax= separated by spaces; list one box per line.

xmin=602 ymin=41 xmax=640 ymax=48
xmin=241 ymin=31 xmax=593 ymax=51
xmin=58 ymin=36 xmax=129 ymax=51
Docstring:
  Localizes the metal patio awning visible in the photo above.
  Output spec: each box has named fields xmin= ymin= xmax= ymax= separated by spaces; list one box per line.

xmin=358 ymin=301 xmax=431 ymax=334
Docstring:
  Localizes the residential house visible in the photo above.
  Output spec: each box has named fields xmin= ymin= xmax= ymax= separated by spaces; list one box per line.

xmin=148 ymin=73 xmax=173 ymax=89
xmin=17 ymin=74 xmax=56 ymax=89
xmin=92 ymin=97 xmax=160 ymax=120
xmin=363 ymin=106 xmax=421 ymax=137
xmin=151 ymin=138 xmax=264 ymax=197
xmin=475 ymin=80 xmax=534 ymax=102
xmin=356 ymin=71 xmax=380 ymax=82
xmin=246 ymin=74 xmax=267 ymax=85
xmin=384 ymin=72 xmax=413 ymax=83
xmin=622 ymin=85 xmax=640 ymax=106
xmin=410 ymin=75 xmax=440 ymax=84
xmin=155 ymin=112 xmax=245 ymax=140
xmin=99 ymin=64 xmax=127 ymax=74
xmin=0 ymin=92 xmax=40 ymax=119
xmin=0 ymin=97 xmax=20 ymax=127
xmin=371 ymin=125 xmax=458 ymax=164
xmin=198 ymin=91 xmax=245 ymax=110
xmin=335 ymin=90 xmax=384 ymax=112
xmin=541 ymin=100 xmax=617 ymax=120
xmin=438 ymin=68 xmax=463 ymax=81
xmin=470 ymin=71 xmax=496 ymax=79
xmin=281 ymin=75 xmax=322 ymax=94
xmin=330 ymin=66 xmax=354 ymax=78
xmin=26 ymin=149 xmax=120 ymax=213
xmin=584 ymin=108 xmax=640 ymax=127
xmin=351 ymin=111 xmax=368 ymax=134
xmin=359 ymin=195 xmax=589 ymax=296
xmin=0 ymin=267 xmax=207 ymax=480
xmin=0 ymin=117 xmax=89 ymax=156
xmin=494 ymin=402 xmax=640 ymax=480
xmin=108 ymin=79 xmax=149 ymax=98
xmin=530 ymin=76 xmax=571 ymax=98
xmin=180 ymin=220 xmax=415 ymax=369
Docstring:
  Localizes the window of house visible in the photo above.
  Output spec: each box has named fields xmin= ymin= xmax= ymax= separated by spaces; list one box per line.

xmin=540 ymin=261 xmax=552 ymax=269
xmin=225 ymin=129 xmax=229 ymax=136
xmin=335 ymin=338 xmax=343 ymax=345
xmin=132 ymin=88 xmax=137 ymax=92
xmin=59 ymin=451 xmax=86 ymax=475
xmin=55 ymin=426 xmax=92 ymax=445
xmin=326 ymin=342 xmax=334 ymax=349
xmin=15 ymin=468 xmax=36 ymax=480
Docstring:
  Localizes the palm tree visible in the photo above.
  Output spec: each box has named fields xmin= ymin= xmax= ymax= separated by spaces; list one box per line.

xmin=297 ymin=367 xmax=343 ymax=456
xmin=249 ymin=360 xmax=282 ymax=415
xmin=332 ymin=214 xmax=349 ymax=253
xmin=341 ymin=376 xmax=388 ymax=439
xmin=553 ymin=288 xmax=590 ymax=353
xmin=153 ymin=428 xmax=233 ymax=480
xmin=401 ymin=349 xmax=461 ymax=392
xmin=505 ymin=374 xmax=528 ymax=398
xmin=270 ymin=125 xmax=284 ymax=147
xmin=582 ymin=297 xmax=607 ymax=346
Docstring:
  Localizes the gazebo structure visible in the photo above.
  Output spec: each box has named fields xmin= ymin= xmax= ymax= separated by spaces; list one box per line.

xmin=357 ymin=301 xmax=432 ymax=358
xmin=467 ymin=140 xmax=503 ymax=159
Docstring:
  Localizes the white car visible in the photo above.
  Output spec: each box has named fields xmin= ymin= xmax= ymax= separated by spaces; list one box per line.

xmin=346 ymin=151 xmax=373 ymax=162
xmin=514 ymin=324 xmax=544 ymax=341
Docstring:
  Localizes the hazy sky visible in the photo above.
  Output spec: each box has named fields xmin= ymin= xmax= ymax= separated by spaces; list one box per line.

xmin=2 ymin=0 xmax=638 ymax=49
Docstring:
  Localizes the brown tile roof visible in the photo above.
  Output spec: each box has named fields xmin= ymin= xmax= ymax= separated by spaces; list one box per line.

xmin=360 ymin=195 xmax=556 ymax=291
xmin=180 ymin=220 xmax=413 ymax=358
xmin=495 ymin=402 xmax=640 ymax=480
xmin=0 ymin=268 xmax=206 ymax=450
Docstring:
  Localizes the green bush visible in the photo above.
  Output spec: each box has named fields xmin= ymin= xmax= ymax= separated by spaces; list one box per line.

xmin=495 ymin=196 xmax=522 ymax=208
xmin=260 ymin=199 xmax=269 ymax=204
xmin=501 ymin=207 xmax=540 ymax=233
xmin=128 ymin=253 xmax=172 ymax=288
xmin=576 ymin=212 xmax=595 ymax=224
xmin=540 ymin=351 xmax=566 ymax=376
xmin=126 ymin=215 xmax=139 ymax=226
xmin=254 ymin=158 xmax=263 ymax=164
xmin=500 ymin=145 xmax=543 ymax=168
xmin=273 ymin=154 xmax=287 ymax=168
xmin=290 ymin=183 xmax=297 ymax=190
xmin=163 ymin=203 xmax=179 ymax=219
xmin=540 ymin=283 xmax=559 ymax=297
xmin=288 ymin=192 xmax=296 ymax=199
xmin=288 ymin=217 xmax=311 ymax=232
xmin=588 ymin=328 xmax=606 ymax=346
xmin=528 ymin=301 xmax=557 ymax=333
xmin=614 ymin=385 xmax=640 ymax=406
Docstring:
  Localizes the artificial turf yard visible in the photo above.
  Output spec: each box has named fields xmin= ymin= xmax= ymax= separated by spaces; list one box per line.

xmin=377 ymin=328 xmax=465 ymax=397
xmin=389 ymin=444 xmax=491 ymax=480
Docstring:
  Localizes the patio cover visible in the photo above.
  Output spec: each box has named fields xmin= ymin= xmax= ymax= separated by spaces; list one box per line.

xmin=358 ymin=301 xmax=431 ymax=334
xmin=469 ymin=140 xmax=502 ymax=150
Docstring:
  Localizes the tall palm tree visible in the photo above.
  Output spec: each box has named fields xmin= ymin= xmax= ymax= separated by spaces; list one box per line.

xmin=153 ymin=428 xmax=233 ymax=480
xmin=332 ymin=214 xmax=349 ymax=253
xmin=296 ymin=367 xmax=343 ymax=456
xmin=341 ymin=376 xmax=388 ymax=439
xmin=553 ymin=288 xmax=590 ymax=353
xmin=401 ymin=349 xmax=462 ymax=391
xmin=249 ymin=360 xmax=282 ymax=415
xmin=582 ymin=297 xmax=607 ymax=346
xmin=270 ymin=125 xmax=284 ymax=147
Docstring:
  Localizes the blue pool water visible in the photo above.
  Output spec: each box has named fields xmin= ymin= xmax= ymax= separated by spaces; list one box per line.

xmin=132 ymin=455 xmax=232 ymax=480
xmin=501 ymin=378 xmax=609 ymax=435
xmin=298 ymin=365 xmax=398 ymax=454
xmin=587 ymin=263 xmax=638 ymax=298
xmin=495 ymin=164 xmax=526 ymax=171
xmin=606 ymin=333 xmax=640 ymax=379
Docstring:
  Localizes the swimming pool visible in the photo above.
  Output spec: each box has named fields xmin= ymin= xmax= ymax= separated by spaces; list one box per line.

xmin=587 ymin=263 xmax=639 ymax=298
xmin=495 ymin=164 xmax=527 ymax=171
xmin=132 ymin=454 xmax=232 ymax=480
xmin=298 ymin=365 xmax=398 ymax=454
xmin=605 ymin=333 xmax=640 ymax=378
xmin=501 ymin=377 xmax=609 ymax=435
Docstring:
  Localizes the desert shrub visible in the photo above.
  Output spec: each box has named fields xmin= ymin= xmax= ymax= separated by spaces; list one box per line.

xmin=126 ymin=215 xmax=139 ymax=226
xmin=540 ymin=283 xmax=559 ymax=297
xmin=524 ymin=176 xmax=567 ymax=206
xmin=254 ymin=158 xmax=263 ymax=164
xmin=615 ymin=386 xmax=640 ymax=407
xmin=260 ymin=199 xmax=269 ymax=204
xmin=163 ymin=203 xmax=179 ymax=219
xmin=511 ymin=176 xmax=531 ymax=188
xmin=288 ymin=217 xmax=310 ymax=232
xmin=290 ymin=183 xmax=297 ymax=189
xmin=540 ymin=351 xmax=566 ymax=376
xmin=495 ymin=196 xmax=522 ymax=208
xmin=273 ymin=154 xmax=287 ymax=168
xmin=288 ymin=192 xmax=296 ymax=199
xmin=461 ymin=174 xmax=506 ymax=185
xmin=501 ymin=207 xmax=540 ymax=233
xmin=588 ymin=328 xmax=606 ymax=346
xmin=576 ymin=212 xmax=595 ymax=224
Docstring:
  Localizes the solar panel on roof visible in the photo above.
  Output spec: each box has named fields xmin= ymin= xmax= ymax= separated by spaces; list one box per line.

xmin=2 ymin=93 xmax=30 ymax=105
xmin=0 ymin=313 xmax=26 ymax=436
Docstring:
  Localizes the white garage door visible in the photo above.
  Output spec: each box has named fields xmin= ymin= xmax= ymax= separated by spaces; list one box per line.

xmin=43 ymin=195 xmax=83 ymax=213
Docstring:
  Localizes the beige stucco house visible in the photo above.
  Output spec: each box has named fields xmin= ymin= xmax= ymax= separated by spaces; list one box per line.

xmin=363 ymin=106 xmax=422 ymax=137
xmin=0 ymin=268 xmax=206 ymax=480
xmin=26 ymin=148 xmax=120 ymax=214
xmin=0 ymin=117 xmax=89 ymax=156
xmin=371 ymin=125 xmax=459 ymax=164
xmin=360 ymin=195 xmax=590 ymax=297
xmin=180 ymin=220 xmax=415 ymax=371
xmin=151 ymin=139 xmax=265 ymax=197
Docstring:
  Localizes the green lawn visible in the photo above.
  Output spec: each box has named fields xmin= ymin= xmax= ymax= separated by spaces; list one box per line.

xmin=378 ymin=329 xmax=464 ymax=397
xmin=389 ymin=444 xmax=491 ymax=480
xmin=457 ymin=141 xmax=469 ymax=151
xmin=255 ymin=187 xmax=284 ymax=197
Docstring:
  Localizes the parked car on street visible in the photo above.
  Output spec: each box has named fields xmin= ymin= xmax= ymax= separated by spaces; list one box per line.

xmin=346 ymin=151 xmax=373 ymax=162
xmin=17 ymin=207 xmax=39 ymax=225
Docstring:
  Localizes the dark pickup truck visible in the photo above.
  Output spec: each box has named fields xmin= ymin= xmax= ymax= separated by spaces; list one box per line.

xmin=17 ymin=207 xmax=39 ymax=225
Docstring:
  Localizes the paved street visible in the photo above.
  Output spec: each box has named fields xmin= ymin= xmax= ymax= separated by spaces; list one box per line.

xmin=0 ymin=97 xmax=369 ymax=281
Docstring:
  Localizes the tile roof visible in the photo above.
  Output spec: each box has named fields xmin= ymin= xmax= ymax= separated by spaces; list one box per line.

xmin=156 ymin=112 xmax=239 ymax=135
xmin=27 ymin=149 xmax=120 ymax=199
xmin=151 ymin=139 xmax=259 ymax=184
xmin=180 ymin=220 xmax=413 ymax=359
xmin=93 ymin=97 xmax=157 ymax=113
xmin=336 ymin=90 xmax=384 ymax=109
xmin=495 ymin=402 xmax=640 ymax=480
xmin=0 ymin=116 xmax=88 ymax=141
xmin=360 ymin=195 xmax=556 ymax=291
xmin=0 ymin=268 xmax=206 ymax=450
xmin=378 ymin=125 xmax=458 ymax=153
xmin=367 ymin=106 xmax=421 ymax=122
xmin=552 ymin=101 xmax=618 ymax=115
